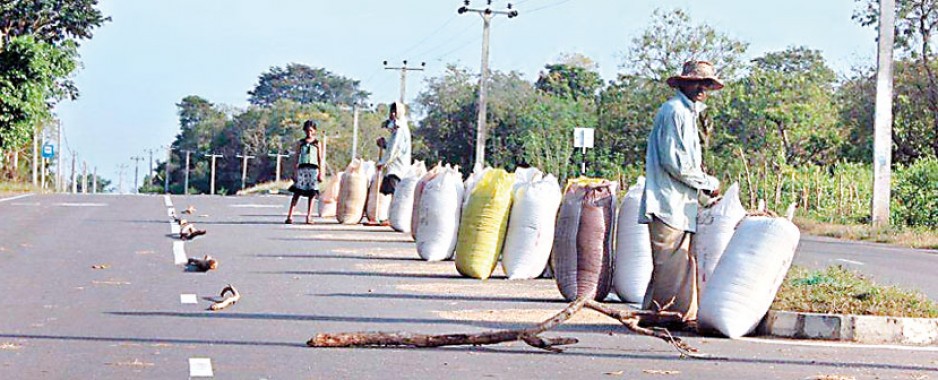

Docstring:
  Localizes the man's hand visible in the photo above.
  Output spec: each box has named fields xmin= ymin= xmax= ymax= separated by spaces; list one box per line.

xmin=704 ymin=188 xmax=721 ymax=198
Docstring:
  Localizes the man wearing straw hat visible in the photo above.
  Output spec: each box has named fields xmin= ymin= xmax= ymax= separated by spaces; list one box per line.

xmin=639 ymin=60 xmax=722 ymax=325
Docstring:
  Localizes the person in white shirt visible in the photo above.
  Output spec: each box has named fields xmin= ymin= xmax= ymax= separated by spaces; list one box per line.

xmin=375 ymin=101 xmax=412 ymax=211
xmin=639 ymin=60 xmax=723 ymax=324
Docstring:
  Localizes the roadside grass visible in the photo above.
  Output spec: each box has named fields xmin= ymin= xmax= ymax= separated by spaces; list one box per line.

xmin=0 ymin=181 xmax=38 ymax=196
xmin=236 ymin=180 xmax=292 ymax=196
xmin=772 ymin=265 xmax=938 ymax=318
xmin=795 ymin=217 xmax=938 ymax=250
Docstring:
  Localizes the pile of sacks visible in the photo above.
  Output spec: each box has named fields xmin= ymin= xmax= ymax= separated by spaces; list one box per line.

xmin=327 ymin=158 xmax=801 ymax=339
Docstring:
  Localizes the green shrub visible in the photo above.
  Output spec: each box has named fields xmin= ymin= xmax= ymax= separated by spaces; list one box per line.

xmin=892 ymin=157 xmax=938 ymax=227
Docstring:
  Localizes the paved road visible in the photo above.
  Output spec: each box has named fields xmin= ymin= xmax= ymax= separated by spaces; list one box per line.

xmin=0 ymin=193 xmax=936 ymax=379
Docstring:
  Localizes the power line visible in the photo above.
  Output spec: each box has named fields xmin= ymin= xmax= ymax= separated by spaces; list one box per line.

xmin=395 ymin=14 xmax=459 ymax=59
xmin=526 ymin=0 xmax=571 ymax=14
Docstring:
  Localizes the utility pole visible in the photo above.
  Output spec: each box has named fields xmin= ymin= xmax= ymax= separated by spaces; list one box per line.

xmin=145 ymin=148 xmax=156 ymax=186
xmin=236 ymin=151 xmax=255 ymax=191
xmin=130 ymin=156 xmax=144 ymax=194
xmin=32 ymin=126 xmax=39 ymax=186
xmin=458 ymin=0 xmax=518 ymax=167
xmin=204 ymin=153 xmax=223 ymax=195
xmin=383 ymin=60 xmax=426 ymax=104
xmin=92 ymin=167 xmax=98 ymax=194
xmin=56 ymin=123 xmax=62 ymax=192
xmin=872 ymin=0 xmax=895 ymax=227
xmin=70 ymin=153 xmax=77 ymax=193
xmin=268 ymin=152 xmax=290 ymax=182
xmin=352 ymin=106 xmax=360 ymax=159
xmin=182 ymin=150 xmax=193 ymax=195
xmin=164 ymin=146 xmax=171 ymax=194
xmin=81 ymin=161 xmax=88 ymax=194
xmin=117 ymin=164 xmax=127 ymax=194
xmin=40 ymin=157 xmax=46 ymax=190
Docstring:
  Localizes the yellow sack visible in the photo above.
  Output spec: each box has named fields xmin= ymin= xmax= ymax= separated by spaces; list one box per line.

xmin=455 ymin=169 xmax=515 ymax=279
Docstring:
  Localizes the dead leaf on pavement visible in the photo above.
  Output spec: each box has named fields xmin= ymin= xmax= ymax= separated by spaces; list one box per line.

xmin=91 ymin=264 xmax=110 ymax=269
xmin=604 ymin=370 xmax=624 ymax=376
xmin=643 ymin=370 xmax=680 ymax=375
xmin=92 ymin=280 xmax=131 ymax=286
xmin=135 ymin=250 xmax=155 ymax=255
xmin=0 ymin=342 xmax=22 ymax=350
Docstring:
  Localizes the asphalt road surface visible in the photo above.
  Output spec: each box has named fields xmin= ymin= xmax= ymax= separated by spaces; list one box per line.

xmin=0 ymin=193 xmax=936 ymax=379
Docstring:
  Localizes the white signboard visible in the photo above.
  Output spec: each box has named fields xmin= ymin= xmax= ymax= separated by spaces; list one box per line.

xmin=573 ymin=128 xmax=594 ymax=149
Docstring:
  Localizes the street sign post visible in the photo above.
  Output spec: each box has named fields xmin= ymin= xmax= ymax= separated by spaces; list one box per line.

xmin=573 ymin=128 xmax=594 ymax=175
xmin=41 ymin=143 xmax=54 ymax=159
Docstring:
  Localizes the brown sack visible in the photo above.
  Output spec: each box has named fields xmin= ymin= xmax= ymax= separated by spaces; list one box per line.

xmin=552 ymin=180 xmax=616 ymax=301
xmin=337 ymin=160 xmax=367 ymax=224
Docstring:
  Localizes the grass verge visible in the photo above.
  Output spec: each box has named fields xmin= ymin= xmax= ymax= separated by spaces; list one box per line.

xmin=772 ymin=265 xmax=938 ymax=318
xmin=795 ymin=217 xmax=938 ymax=250
xmin=0 ymin=181 xmax=38 ymax=196
xmin=236 ymin=180 xmax=292 ymax=196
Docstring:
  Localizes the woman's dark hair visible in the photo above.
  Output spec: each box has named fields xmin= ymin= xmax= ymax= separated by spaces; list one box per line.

xmin=303 ymin=120 xmax=317 ymax=130
xmin=389 ymin=103 xmax=397 ymax=114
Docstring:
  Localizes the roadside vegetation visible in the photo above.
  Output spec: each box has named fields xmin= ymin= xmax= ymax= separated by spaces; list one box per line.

xmin=773 ymin=265 xmax=938 ymax=318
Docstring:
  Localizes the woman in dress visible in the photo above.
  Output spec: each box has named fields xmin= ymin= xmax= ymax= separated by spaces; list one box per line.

xmin=286 ymin=120 xmax=324 ymax=224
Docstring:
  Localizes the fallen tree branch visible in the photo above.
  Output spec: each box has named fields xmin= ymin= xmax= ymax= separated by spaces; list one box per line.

xmin=309 ymin=296 xmax=589 ymax=353
xmin=186 ymin=255 xmax=218 ymax=272
xmin=208 ymin=285 xmax=240 ymax=311
xmin=307 ymin=297 xmax=701 ymax=357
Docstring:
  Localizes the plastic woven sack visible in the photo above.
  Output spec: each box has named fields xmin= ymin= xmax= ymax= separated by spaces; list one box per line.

xmin=502 ymin=173 xmax=562 ymax=280
xmin=416 ymin=166 xmax=465 ymax=261
xmin=612 ymin=177 xmax=653 ymax=303
xmin=389 ymin=161 xmax=427 ymax=233
xmin=552 ymin=179 xmax=616 ymax=301
xmin=693 ymin=183 xmax=746 ymax=296
xmin=336 ymin=159 xmax=367 ymax=224
xmin=454 ymin=169 xmax=515 ymax=279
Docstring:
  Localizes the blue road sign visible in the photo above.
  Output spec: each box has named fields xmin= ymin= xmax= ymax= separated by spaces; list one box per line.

xmin=42 ymin=144 xmax=54 ymax=159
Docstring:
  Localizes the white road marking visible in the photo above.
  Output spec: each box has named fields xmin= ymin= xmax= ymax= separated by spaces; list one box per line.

xmin=0 ymin=194 xmax=34 ymax=203
xmin=171 ymin=222 xmax=180 ymax=234
xmin=166 ymin=207 xmax=176 ymax=217
xmin=163 ymin=195 xmax=172 ymax=207
xmin=835 ymin=258 xmax=865 ymax=266
xmin=188 ymin=358 xmax=214 ymax=377
xmin=172 ymin=241 xmax=187 ymax=265
xmin=740 ymin=336 xmax=938 ymax=352
xmin=229 ymin=204 xmax=282 ymax=208
xmin=55 ymin=202 xmax=107 ymax=207
xmin=180 ymin=294 xmax=198 ymax=304
xmin=10 ymin=202 xmax=40 ymax=206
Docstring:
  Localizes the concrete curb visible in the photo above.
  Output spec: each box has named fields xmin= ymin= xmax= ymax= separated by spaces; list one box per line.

xmin=757 ymin=310 xmax=938 ymax=345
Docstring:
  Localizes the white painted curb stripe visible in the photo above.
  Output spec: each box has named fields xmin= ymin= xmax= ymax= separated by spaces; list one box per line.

xmin=173 ymin=241 xmax=187 ymax=265
xmin=171 ymin=222 xmax=181 ymax=234
xmin=167 ymin=207 xmax=176 ymax=217
xmin=180 ymin=294 xmax=198 ymax=304
xmin=836 ymin=258 xmax=865 ymax=266
xmin=56 ymin=202 xmax=107 ymax=207
xmin=0 ymin=194 xmax=34 ymax=203
xmin=188 ymin=358 xmax=214 ymax=377
xmin=163 ymin=195 xmax=172 ymax=207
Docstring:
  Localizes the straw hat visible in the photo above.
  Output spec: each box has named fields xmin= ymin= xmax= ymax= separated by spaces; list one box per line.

xmin=666 ymin=60 xmax=724 ymax=90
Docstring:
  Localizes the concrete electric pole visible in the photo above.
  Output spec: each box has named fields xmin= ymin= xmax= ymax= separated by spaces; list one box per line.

xmin=383 ymin=60 xmax=426 ymax=105
xmin=81 ymin=161 xmax=88 ymax=194
xmin=872 ymin=0 xmax=896 ymax=227
xmin=204 ymin=153 xmax=224 ymax=195
xmin=145 ymin=148 xmax=156 ymax=186
xmin=182 ymin=150 xmax=194 ymax=195
xmin=130 ymin=156 xmax=144 ymax=194
xmin=236 ymin=152 xmax=255 ymax=191
xmin=268 ymin=152 xmax=291 ymax=182
xmin=117 ymin=164 xmax=128 ymax=194
xmin=70 ymin=153 xmax=77 ymax=194
xmin=164 ymin=146 xmax=171 ymax=194
xmin=92 ymin=167 xmax=97 ymax=194
xmin=458 ymin=0 xmax=518 ymax=167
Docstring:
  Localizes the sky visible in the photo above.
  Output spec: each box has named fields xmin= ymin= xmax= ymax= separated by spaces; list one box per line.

xmin=53 ymin=0 xmax=877 ymax=188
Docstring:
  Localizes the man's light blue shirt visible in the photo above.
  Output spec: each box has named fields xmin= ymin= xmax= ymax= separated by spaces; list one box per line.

xmin=638 ymin=91 xmax=719 ymax=233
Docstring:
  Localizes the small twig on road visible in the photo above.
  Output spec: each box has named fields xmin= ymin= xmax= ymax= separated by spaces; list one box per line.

xmin=186 ymin=255 xmax=218 ymax=272
xmin=208 ymin=285 xmax=240 ymax=311
xmin=307 ymin=298 xmax=701 ymax=357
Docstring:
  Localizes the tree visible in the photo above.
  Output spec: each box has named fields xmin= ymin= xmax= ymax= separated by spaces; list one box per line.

xmin=247 ymin=64 xmax=370 ymax=107
xmin=535 ymin=54 xmax=603 ymax=101
xmin=0 ymin=36 xmax=77 ymax=149
xmin=621 ymin=8 xmax=749 ymax=81
xmin=0 ymin=0 xmax=109 ymax=46
xmin=854 ymin=0 xmax=938 ymax=159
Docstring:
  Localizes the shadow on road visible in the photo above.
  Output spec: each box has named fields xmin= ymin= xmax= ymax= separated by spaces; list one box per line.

xmin=0 ymin=333 xmax=303 ymax=348
xmin=255 ymin=253 xmax=419 ymax=262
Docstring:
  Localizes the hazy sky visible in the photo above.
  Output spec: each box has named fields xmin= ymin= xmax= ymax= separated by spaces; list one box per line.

xmin=53 ymin=0 xmax=876 ymax=186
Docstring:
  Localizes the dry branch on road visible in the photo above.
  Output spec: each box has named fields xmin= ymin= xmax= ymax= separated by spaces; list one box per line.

xmin=308 ymin=298 xmax=700 ymax=357
xmin=208 ymin=285 xmax=240 ymax=311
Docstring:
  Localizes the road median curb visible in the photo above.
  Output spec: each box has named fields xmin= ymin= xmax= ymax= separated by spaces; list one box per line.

xmin=757 ymin=310 xmax=938 ymax=345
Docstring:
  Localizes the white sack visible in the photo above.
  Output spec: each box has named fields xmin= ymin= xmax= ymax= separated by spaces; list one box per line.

xmin=389 ymin=162 xmax=427 ymax=233
xmin=693 ymin=183 xmax=747 ymax=296
xmin=698 ymin=216 xmax=801 ymax=338
xmin=612 ymin=177 xmax=653 ymax=304
xmin=416 ymin=167 xmax=465 ymax=261
xmin=501 ymin=174 xmax=562 ymax=280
